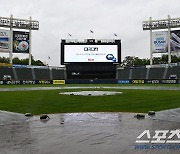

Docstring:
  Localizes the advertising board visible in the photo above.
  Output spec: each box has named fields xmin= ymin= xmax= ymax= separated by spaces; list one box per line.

xmin=13 ymin=31 xmax=29 ymax=53
xmin=0 ymin=29 xmax=10 ymax=53
xmin=170 ymin=30 xmax=180 ymax=52
xmin=152 ymin=31 xmax=168 ymax=53
xmin=64 ymin=45 xmax=118 ymax=63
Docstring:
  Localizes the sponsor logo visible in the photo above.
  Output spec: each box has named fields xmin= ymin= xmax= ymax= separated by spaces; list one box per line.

xmin=53 ymin=80 xmax=65 ymax=85
xmin=132 ymin=80 xmax=145 ymax=84
xmin=0 ymin=31 xmax=8 ymax=36
xmin=6 ymin=80 xmax=21 ymax=85
xmin=84 ymin=47 xmax=98 ymax=51
xmin=106 ymin=54 xmax=114 ymax=60
xmin=22 ymin=80 xmax=35 ymax=84
xmin=38 ymin=80 xmax=51 ymax=84
xmin=106 ymin=54 xmax=116 ymax=62
xmin=147 ymin=80 xmax=160 ymax=84
xmin=88 ymin=58 xmax=94 ymax=61
xmin=161 ymin=80 xmax=177 ymax=84
xmin=118 ymin=80 xmax=130 ymax=84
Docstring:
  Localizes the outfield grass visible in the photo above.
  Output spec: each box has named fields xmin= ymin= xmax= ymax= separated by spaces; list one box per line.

xmin=0 ymin=86 xmax=179 ymax=114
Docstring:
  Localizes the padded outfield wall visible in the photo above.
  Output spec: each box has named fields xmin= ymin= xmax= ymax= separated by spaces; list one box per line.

xmin=0 ymin=65 xmax=180 ymax=84
xmin=116 ymin=66 xmax=180 ymax=80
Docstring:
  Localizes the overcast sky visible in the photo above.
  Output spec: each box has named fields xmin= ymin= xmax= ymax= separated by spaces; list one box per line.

xmin=0 ymin=0 xmax=180 ymax=66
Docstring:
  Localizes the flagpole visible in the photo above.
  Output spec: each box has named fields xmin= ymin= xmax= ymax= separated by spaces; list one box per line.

xmin=90 ymin=30 xmax=94 ymax=39
xmin=48 ymin=56 xmax=50 ymax=66
xmin=113 ymin=33 xmax=118 ymax=40
xmin=68 ymin=33 xmax=72 ymax=40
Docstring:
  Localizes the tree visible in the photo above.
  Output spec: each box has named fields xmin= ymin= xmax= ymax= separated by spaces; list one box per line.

xmin=0 ymin=57 xmax=9 ymax=63
xmin=161 ymin=55 xmax=168 ymax=64
xmin=12 ymin=57 xmax=21 ymax=64
xmin=122 ymin=56 xmax=149 ymax=67
xmin=0 ymin=56 xmax=45 ymax=66
xmin=33 ymin=60 xmax=45 ymax=66
xmin=122 ymin=56 xmax=135 ymax=66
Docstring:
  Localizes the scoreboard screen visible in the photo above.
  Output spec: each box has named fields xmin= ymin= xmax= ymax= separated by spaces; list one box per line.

xmin=61 ymin=39 xmax=121 ymax=64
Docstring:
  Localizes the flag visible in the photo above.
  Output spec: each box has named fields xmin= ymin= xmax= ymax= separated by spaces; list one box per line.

xmin=90 ymin=30 xmax=94 ymax=33
xmin=68 ymin=33 xmax=72 ymax=37
xmin=114 ymin=33 xmax=118 ymax=37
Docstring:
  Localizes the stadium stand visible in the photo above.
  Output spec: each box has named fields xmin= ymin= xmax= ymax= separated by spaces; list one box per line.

xmin=33 ymin=68 xmax=51 ymax=80
xmin=52 ymin=68 xmax=66 ymax=79
xmin=131 ymin=68 xmax=147 ymax=79
xmin=148 ymin=68 xmax=165 ymax=79
xmin=15 ymin=68 xmax=33 ymax=80
xmin=165 ymin=66 xmax=180 ymax=79
xmin=0 ymin=65 xmax=180 ymax=80
xmin=116 ymin=68 xmax=130 ymax=79
xmin=0 ymin=66 xmax=15 ymax=80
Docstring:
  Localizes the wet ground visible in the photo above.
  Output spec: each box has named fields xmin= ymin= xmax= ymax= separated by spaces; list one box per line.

xmin=0 ymin=86 xmax=180 ymax=92
xmin=0 ymin=110 xmax=180 ymax=154
xmin=59 ymin=91 xmax=122 ymax=96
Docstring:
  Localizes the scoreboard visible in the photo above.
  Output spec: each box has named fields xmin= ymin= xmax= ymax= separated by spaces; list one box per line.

xmin=61 ymin=39 xmax=121 ymax=65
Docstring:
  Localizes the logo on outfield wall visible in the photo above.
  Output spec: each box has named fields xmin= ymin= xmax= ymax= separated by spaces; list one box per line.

xmin=53 ymin=80 xmax=65 ymax=85
xmin=132 ymin=80 xmax=145 ymax=84
xmin=118 ymin=80 xmax=130 ymax=84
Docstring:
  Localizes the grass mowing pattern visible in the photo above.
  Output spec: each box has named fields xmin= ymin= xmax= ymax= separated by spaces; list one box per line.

xmin=0 ymin=88 xmax=179 ymax=114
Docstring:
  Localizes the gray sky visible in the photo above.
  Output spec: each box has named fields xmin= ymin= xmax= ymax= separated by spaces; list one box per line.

xmin=0 ymin=0 xmax=180 ymax=66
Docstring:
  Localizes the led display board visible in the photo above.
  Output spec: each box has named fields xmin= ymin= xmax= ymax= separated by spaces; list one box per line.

xmin=61 ymin=39 xmax=121 ymax=65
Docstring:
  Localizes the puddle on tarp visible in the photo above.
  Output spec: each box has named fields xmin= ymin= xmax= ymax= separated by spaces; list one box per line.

xmin=0 ymin=110 xmax=180 ymax=154
xmin=153 ymin=108 xmax=180 ymax=123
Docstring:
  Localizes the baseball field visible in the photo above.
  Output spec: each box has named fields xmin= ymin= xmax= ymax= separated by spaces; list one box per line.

xmin=0 ymin=84 xmax=180 ymax=114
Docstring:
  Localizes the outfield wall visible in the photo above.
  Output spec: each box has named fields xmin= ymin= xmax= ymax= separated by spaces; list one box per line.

xmin=0 ymin=79 xmax=180 ymax=85
xmin=0 ymin=65 xmax=180 ymax=81
xmin=0 ymin=66 xmax=66 ymax=80
xmin=116 ymin=66 xmax=180 ymax=80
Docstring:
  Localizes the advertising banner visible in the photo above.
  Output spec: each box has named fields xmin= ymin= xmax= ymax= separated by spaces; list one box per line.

xmin=152 ymin=31 xmax=168 ymax=53
xmin=0 ymin=79 xmax=180 ymax=85
xmin=13 ymin=31 xmax=29 ymax=53
xmin=53 ymin=80 xmax=65 ymax=84
xmin=0 ymin=29 xmax=10 ymax=53
xmin=170 ymin=30 xmax=180 ymax=52
xmin=118 ymin=80 xmax=131 ymax=84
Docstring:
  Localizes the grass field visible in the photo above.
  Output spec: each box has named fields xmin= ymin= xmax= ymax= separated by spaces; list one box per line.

xmin=0 ymin=84 xmax=180 ymax=114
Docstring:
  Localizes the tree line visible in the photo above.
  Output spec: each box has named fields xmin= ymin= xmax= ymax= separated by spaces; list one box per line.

xmin=121 ymin=55 xmax=180 ymax=67
xmin=1 ymin=55 xmax=180 ymax=67
xmin=0 ymin=56 xmax=45 ymax=66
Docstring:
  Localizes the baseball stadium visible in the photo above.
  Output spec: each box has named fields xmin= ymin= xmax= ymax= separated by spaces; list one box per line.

xmin=0 ymin=16 xmax=180 ymax=154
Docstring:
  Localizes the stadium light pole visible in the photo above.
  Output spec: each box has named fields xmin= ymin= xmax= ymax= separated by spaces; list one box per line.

xmin=10 ymin=14 xmax=13 ymax=64
xmin=143 ymin=16 xmax=180 ymax=66
xmin=0 ymin=15 xmax=39 ymax=65
xmin=149 ymin=17 xmax=153 ymax=66
xmin=29 ymin=16 xmax=32 ymax=65
xmin=168 ymin=15 xmax=171 ymax=64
